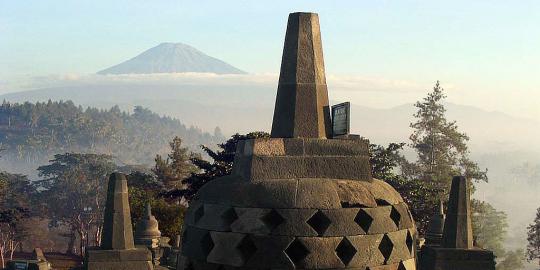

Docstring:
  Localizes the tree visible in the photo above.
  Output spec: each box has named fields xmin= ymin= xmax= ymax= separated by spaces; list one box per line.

xmin=127 ymin=172 xmax=186 ymax=239
xmin=153 ymin=136 xmax=197 ymax=189
xmin=527 ymin=207 xmax=540 ymax=267
xmin=409 ymin=81 xmax=487 ymax=194
xmin=35 ymin=153 xmax=116 ymax=255
xmin=0 ymin=172 xmax=33 ymax=268
xmin=0 ymin=172 xmax=34 ymax=220
xmin=370 ymin=143 xmax=442 ymax=235
xmin=471 ymin=200 xmax=508 ymax=256
xmin=178 ymin=132 xmax=270 ymax=201
xmin=497 ymin=249 xmax=525 ymax=270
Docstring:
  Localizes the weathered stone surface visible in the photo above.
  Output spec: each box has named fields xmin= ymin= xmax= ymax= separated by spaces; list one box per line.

xmin=362 ymin=206 xmax=398 ymax=234
xmin=101 ymin=172 xmax=135 ymax=250
xmin=271 ymin=13 xmax=331 ymax=139
xmin=347 ymin=234 xmax=385 ymax=267
xmin=271 ymin=209 xmax=319 ymax=236
xmin=385 ymin=230 xmax=414 ymax=264
xmin=295 ymin=179 xmax=342 ymax=209
xmin=364 ymin=179 xmax=404 ymax=205
xmin=419 ymin=246 xmax=496 ymax=270
xmin=206 ymin=231 xmax=246 ymax=267
xmin=442 ymin=176 xmax=473 ymax=249
xmin=182 ymin=226 xmax=214 ymax=261
xmin=335 ymin=180 xmax=378 ymax=208
xmin=293 ymin=237 xmax=344 ymax=269
xmin=135 ymin=203 xmax=162 ymax=246
xmin=85 ymin=173 xmax=154 ymax=270
xmin=425 ymin=201 xmax=446 ymax=247
xmin=179 ymin=12 xmax=417 ymax=270
xmin=245 ymin=235 xmax=295 ymax=268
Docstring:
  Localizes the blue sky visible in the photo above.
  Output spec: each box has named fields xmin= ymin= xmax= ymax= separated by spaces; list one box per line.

xmin=1 ymin=1 xmax=539 ymax=119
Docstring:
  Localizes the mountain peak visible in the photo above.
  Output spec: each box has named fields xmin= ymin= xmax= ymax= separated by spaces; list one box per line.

xmin=97 ymin=42 xmax=246 ymax=75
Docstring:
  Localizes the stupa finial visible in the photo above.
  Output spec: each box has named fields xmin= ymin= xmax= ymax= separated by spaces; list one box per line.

xmin=270 ymin=12 xmax=332 ymax=139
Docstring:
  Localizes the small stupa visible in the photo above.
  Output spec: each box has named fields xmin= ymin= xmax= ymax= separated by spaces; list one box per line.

xmin=419 ymin=176 xmax=496 ymax=270
xmin=135 ymin=203 xmax=162 ymax=248
xmin=178 ymin=12 xmax=417 ymax=270
xmin=425 ymin=201 xmax=446 ymax=247
xmin=84 ymin=173 xmax=153 ymax=270
xmin=135 ymin=203 xmax=163 ymax=266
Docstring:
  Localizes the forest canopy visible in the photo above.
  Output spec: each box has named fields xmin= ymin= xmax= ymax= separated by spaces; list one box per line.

xmin=0 ymin=100 xmax=224 ymax=172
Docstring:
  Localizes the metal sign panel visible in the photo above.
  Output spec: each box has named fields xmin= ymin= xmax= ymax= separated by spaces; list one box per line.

xmin=332 ymin=102 xmax=350 ymax=136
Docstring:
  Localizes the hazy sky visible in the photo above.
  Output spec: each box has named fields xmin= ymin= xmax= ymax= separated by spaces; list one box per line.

xmin=1 ymin=1 xmax=539 ymax=120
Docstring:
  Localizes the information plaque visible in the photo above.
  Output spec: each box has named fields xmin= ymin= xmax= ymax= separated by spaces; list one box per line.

xmin=331 ymin=102 xmax=350 ymax=136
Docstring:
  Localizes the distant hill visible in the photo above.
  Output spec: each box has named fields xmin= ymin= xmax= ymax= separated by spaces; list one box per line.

xmin=2 ymin=83 xmax=538 ymax=153
xmin=0 ymin=100 xmax=225 ymax=175
xmin=97 ymin=43 xmax=246 ymax=75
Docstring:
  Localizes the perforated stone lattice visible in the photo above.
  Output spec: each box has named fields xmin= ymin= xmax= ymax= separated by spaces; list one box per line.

xmin=390 ymin=206 xmax=402 ymax=227
xmin=285 ymin=239 xmax=310 ymax=266
xmin=354 ymin=209 xmax=374 ymax=233
xmin=379 ymin=234 xmax=394 ymax=264
xmin=306 ymin=210 xmax=332 ymax=236
xmin=261 ymin=209 xmax=285 ymax=231
xmin=335 ymin=237 xmax=357 ymax=266
xmin=236 ymin=235 xmax=257 ymax=262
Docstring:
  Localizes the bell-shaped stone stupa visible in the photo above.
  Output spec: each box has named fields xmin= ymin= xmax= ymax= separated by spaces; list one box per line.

xmin=178 ymin=12 xmax=417 ymax=270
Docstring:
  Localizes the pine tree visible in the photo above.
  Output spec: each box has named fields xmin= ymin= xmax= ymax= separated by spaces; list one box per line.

xmin=527 ymin=207 xmax=540 ymax=267
xmin=153 ymin=136 xmax=197 ymax=189
xmin=409 ymin=81 xmax=487 ymax=194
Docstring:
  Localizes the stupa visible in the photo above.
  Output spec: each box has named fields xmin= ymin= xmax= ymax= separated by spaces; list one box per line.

xmin=178 ymin=12 xmax=417 ymax=270
xmin=135 ymin=203 xmax=163 ymax=266
xmin=424 ymin=201 xmax=446 ymax=247
xmin=419 ymin=176 xmax=496 ymax=270
xmin=84 ymin=173 xmax=153 ymax=270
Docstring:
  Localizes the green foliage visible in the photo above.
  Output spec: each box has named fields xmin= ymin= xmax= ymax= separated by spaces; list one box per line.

xmin=0 ymin=171 xmax=33 ymax=243
xmin=496 ymin=249 xmax=525 ymax=270
xmin=35 ymin=153 xmax=116 ymax=252
xmin=0 ymin=100 xmax=224 ymax=169
xmin=369 ymin=143 xmax=442 ymax=235
xmin=153 ymin=136 xmax=197 ymax=189
xmin=127 ymin=172 xmax=185 ymax=238
xmin=409 ymin=81 xmax=487 ymax=193
xmin=180 ymin=131 xmax=270 ymax=201
xmin=471 ymin=200 xmax=508 ymax=256
xmin=526 ymin=207 xmax=540 ymax=264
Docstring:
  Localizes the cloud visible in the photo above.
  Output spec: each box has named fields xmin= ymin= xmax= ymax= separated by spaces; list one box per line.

xmin=2 ymin=72 xmax=426 ymax=94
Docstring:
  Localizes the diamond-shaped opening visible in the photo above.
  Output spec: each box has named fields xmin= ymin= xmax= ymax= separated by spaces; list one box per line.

xmin=285 ymin=239 xmax=310 ymax=266
xmin=237 ymin=235 xmax=257 ymax=262
xmin=378 ymin=234 xmax=394 ymax=264
xmin=390 ymin=206 xmax=401 ymax=227
xmin=354 ymin=209 xmax=373 ymax=233
xmin=221 ymin=207 xmax=238 ymax=227
xmin=200 ymin=232 xmax=214 ymax=257
xmin=261 ymin=209 xmax=285 ymax=231
xmin=375 ymin=199 xmax=391 ymax=206
xmin=406 ymin=230 xmax=414 ymax=254
xmin=194 ymin=205 xmax=205 ymax=224
xmin=397 ymin=261 xmax=406 ymax=270
xmin=306 ymin=210 xmax=331 ymax=236
xmin=335 ymin=237 xmax=357 ymax=266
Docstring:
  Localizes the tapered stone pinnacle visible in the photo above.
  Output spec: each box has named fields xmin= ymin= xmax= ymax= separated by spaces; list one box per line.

xmin=100 ymin=172 xmax=135 ymax=250
xmin=442 ymin=176 xmax=474 ymax=249
xmin=271 ymin=12 xmax=332 ymax=138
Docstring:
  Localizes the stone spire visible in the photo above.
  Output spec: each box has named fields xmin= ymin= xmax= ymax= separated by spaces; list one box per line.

xmin=100 ymin=172 xmax=135 ymax=250
xmin=425 ymin=200 xmax=446 ymax=246
xmin=270 ymin=12 xmax=332 ymax=139
xmin=442 ymin=176 xmax=473 ymax=249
